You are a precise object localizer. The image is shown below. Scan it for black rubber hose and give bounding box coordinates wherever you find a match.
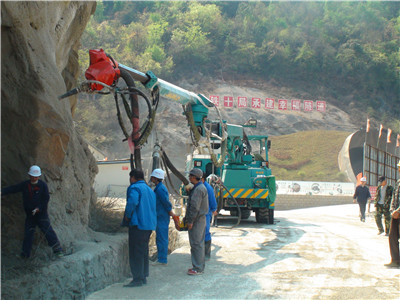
[160,155,181,197]
[114,92,129,139]
[160,147,189,186]
[214,183,241,228]
[119,68,141,170]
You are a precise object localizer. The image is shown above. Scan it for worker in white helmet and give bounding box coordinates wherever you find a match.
[385,161,400,268]
[150,169,177,266]
[1,165,63,258]
[353,177,371,222]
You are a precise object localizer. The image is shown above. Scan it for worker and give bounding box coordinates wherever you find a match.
[353,177,371,222]
[374,176,393,236]
[123,169,157,287]
[150,168,177,266]
[201,173,217,260]
[185,168,209,275]
[1,165,63,258]
[385,161,400,268]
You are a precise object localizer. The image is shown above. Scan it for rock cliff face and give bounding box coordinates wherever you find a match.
[1,1,97,252]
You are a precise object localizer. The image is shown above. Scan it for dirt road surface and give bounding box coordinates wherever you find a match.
[87,204,400,299]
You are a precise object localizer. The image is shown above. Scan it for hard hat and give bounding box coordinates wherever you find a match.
[397,161,400,167]
[28,165,41,177]
[189,168,203,179]
[150,169,165,180]
[360,177,367,182]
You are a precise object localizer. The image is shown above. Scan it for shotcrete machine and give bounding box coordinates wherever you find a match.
[59,49,276,224]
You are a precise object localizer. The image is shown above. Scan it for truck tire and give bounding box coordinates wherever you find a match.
[230,209,251,219]
[268,208,274,224]
[256,208,274,224]
[241,209,251,219]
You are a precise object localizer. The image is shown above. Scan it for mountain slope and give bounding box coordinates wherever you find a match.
[269,130,351,182]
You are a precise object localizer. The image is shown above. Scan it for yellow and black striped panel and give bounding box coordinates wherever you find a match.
[218,188,269,199]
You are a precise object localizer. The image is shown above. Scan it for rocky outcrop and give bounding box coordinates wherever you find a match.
[1,1,97,252]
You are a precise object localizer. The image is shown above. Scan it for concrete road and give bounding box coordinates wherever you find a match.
[87,205,400,299]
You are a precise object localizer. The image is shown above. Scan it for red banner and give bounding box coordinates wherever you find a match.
[209,95,219,107]
[265,98,275,109]
[238,96,247,108]
[291,99,301,111]
[208,94,326,112]
[224,96,233,107]
[369,186,377,200]
[316,101,326,112]
[278,99,288,110]
[251,97,261,109]
[303,100,313,112]
[387,128,392,143]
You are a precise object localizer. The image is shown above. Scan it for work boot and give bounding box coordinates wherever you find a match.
[54,250,64,258]
[123,280,143,287]
[384,261,400,268]
[187,268,203,275]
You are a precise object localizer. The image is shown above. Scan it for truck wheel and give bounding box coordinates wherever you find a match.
[268,208,274,224]
[256,208,274,224]
[240,209,251,220]
[230,209,251,219]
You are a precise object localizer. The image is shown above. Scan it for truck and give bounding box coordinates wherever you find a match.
[59,49,276,224]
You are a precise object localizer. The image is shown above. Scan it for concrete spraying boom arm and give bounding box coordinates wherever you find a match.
[58,49,227,169]
[119,64,214,108]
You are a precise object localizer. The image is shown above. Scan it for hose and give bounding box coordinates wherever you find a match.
[160,155,182,197]
[160,146,189,186]
[183,105,202,147]
[208,175,241,228]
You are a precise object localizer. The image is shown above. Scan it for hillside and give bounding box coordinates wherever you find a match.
[269,130,351,182]
[75,0,399,181]
[80,1,400,127]
[75,76,356,182]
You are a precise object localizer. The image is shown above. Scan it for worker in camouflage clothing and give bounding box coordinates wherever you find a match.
[385,162,400,268]
[374,176,393,236]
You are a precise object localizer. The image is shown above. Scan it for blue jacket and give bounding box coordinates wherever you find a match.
[204,181,217,217]
[2,180,50,215]
[154,182,172,221]
[125,180,157,230]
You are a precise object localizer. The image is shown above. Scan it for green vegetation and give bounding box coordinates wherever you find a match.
[269,131,351,182]
[75,1,399,180]
[79,1,400,126]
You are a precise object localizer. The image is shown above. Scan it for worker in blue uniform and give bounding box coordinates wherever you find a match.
[1,165,63,258]
[201,173,218,260]
[123,169,157,287]
[150,169,177,265]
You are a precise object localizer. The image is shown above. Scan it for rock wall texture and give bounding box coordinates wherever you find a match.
[1,1,97,253]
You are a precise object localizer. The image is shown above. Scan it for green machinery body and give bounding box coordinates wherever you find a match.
[188,126,276,224]
[119,63,276,224]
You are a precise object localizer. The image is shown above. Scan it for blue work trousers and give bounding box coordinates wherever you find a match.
[205,213,212,242]
[156,217,170,263]
[23,213,61,257]
[128,226,152,283]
